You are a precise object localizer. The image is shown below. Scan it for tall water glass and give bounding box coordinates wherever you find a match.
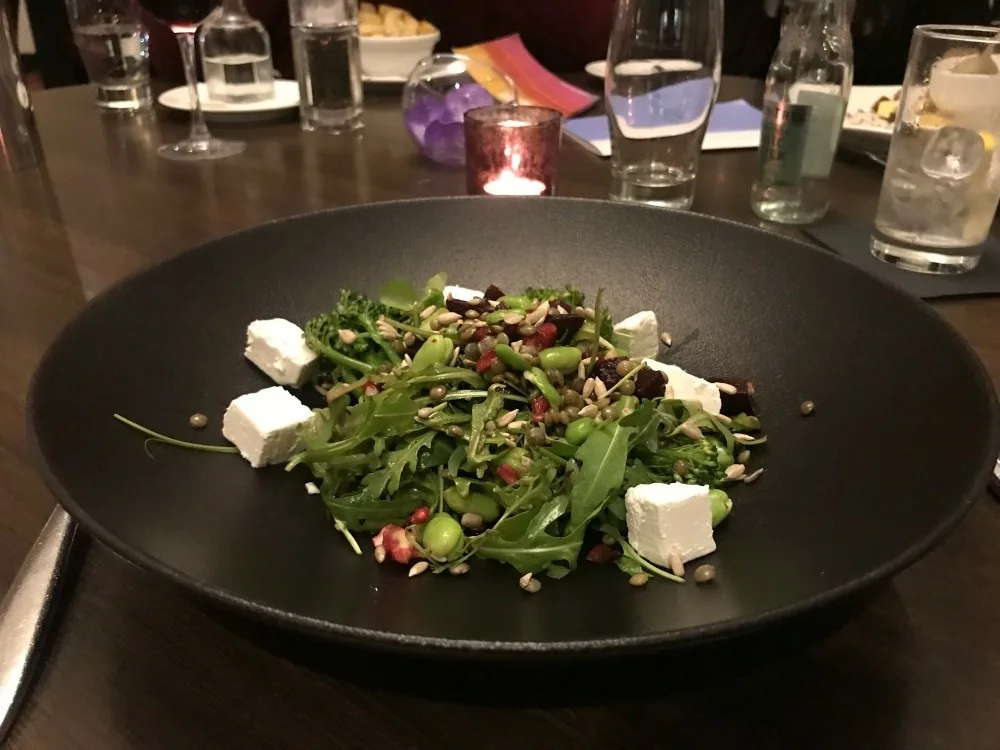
[871,26,1000,274]
[605,0,723,209]
[65,0,152,112]
[289,0,363,133]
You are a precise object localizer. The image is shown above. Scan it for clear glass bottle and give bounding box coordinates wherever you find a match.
[198,0,275,104]
[751,0,853,224]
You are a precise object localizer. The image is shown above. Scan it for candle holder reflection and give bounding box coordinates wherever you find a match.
[464,105,561,196]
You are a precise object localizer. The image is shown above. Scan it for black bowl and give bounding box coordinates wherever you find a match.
[27,197,1000,657]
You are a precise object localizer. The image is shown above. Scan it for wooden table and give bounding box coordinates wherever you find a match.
[2,79,999,750]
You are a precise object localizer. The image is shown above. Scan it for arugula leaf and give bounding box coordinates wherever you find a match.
[569,422,632,530]
[447,444,466,478]
[475,496,585,574]
[615,556,643,575]
[362,431,437,498]
[379,278,421,311]
[467,388,503,464]
[323,487,425,531]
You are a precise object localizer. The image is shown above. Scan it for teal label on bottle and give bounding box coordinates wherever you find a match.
[796,89,846,178]
[757,99,810,187]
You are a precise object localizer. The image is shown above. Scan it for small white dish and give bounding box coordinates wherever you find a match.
[586,58,703,79]
[158,79,300,124]
[359,31,440,79]
[362,74,409,84]
[843,84,900,137]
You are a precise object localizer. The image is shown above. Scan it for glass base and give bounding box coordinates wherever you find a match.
[610,174,694,209]
[870,236,981,275]
[157,136,246,162]
[96,81,153,112]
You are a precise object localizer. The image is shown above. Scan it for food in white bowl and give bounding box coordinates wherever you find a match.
[358,3,440,79]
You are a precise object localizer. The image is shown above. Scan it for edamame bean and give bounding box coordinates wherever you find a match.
[499,295,531,310]
[565,417,597,445]
[708,489,732,527]
[538,346,582,372]
[525,367,562,407]
[614,395,639,414]
[495,343,531,372]
[442,487,501,521]
[411,334,452,372]
[498,447,528,469]
[423,514,463,558]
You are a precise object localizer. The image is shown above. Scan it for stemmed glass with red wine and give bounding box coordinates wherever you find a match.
[139,0,246,160]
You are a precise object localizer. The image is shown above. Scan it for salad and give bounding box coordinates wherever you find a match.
[118,274,767,592]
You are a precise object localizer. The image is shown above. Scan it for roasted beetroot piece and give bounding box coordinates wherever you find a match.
[484,284,505,301]
[444,296,489,316]
[548,313,585,344]
[707,378,759,416]
[586,543,620,563]
[634,366,668,401]
[593,356,627,390]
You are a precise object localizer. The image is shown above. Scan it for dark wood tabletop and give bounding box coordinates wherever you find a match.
[2,77,1000,750]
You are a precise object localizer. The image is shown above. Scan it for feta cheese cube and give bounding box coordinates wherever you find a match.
[244,318,318,388]
[642,360,722,415]
[222,386,316,468]
[444,284,485,302]
[625,483,717,566]
[614,310,660,358]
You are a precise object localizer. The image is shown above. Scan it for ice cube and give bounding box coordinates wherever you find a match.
[920,126,985,181]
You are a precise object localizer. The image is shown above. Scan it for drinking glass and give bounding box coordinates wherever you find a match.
[289,0,363,133]
[136,0,246,160]
[605,0,723,209]
[65,0,152,112]
[871,26,1000,274]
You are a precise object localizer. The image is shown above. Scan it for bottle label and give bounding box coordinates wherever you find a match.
[757,98,810,187]
[794,88,846,178]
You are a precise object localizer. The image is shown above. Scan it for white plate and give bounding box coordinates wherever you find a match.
[362,74,408,84]
[843,84,899,137]
[585,59,704,79]
[158,79,300,123]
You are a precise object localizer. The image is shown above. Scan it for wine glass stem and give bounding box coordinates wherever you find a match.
[175,30,211,144]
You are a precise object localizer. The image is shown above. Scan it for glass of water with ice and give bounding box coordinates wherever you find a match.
[872,26,1000,274]
[65,0,152,112]
[605,0,723,209]
[289,0,363,133]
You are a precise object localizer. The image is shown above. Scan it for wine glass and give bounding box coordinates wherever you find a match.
[138,0,246,160]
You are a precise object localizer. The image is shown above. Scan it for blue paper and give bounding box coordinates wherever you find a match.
[565,99,762,145]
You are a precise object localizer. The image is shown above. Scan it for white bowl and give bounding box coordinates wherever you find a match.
[359,32,440,80]
[928,53,1000,122]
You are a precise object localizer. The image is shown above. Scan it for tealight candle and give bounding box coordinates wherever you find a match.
[464,105,561,196]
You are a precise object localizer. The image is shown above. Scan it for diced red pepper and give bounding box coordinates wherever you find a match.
[586,544,620,564]
[496,464,520,485]
[531,395,550,422]
[408,505,430,525]
[476,348,498,373]
[473,326,488,342]
[524,322,558,350]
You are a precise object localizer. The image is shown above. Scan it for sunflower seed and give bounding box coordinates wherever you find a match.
[511,340,523,353]
[525,300,550,326]
[574,306,586,316]
[374,545,386,564]
[449,346,460,366]
[737,450,751,464]
[464,310,480,319]
[582,377,596,399]
[667,548,685,577]
[377,323,397,341]
[715,381,737,395]
[403,332,416,346]
[497,409,519,428]
[733,432,755,443]
[583,307,596,319]
[593,378,608,399]
[660,331,672,347]
[519,573,541,593]
[503,312,525,325]
[507,420,526,430]
[337,328,357,345]
[402,353,413,368]
[408,561,429,578]
[715,413,732,425]
[629,573,650,587]
[417,407,434,419]
[596,397,610,409]
[518,324,537,337]
[578,404,599,419]
[449,562,470,576]
[419,305,437,320]
[725,463,746,480]
[679,422,704,440]
[744,468,765,484]
[437,311,462,326]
